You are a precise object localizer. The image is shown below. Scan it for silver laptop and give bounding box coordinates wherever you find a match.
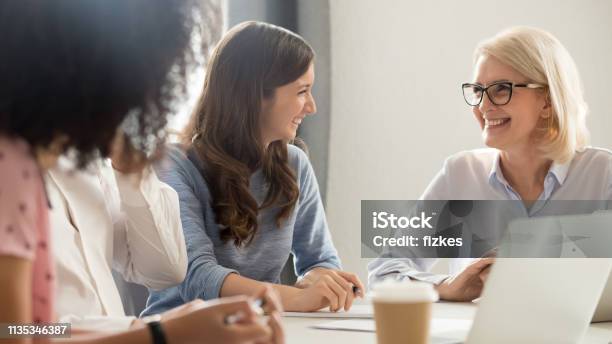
[459,212,612,342]
[593,273,612,322]
[499,212,612,323]
[464,258,611,343]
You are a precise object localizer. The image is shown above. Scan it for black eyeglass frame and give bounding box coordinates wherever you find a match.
[461,81,546,106]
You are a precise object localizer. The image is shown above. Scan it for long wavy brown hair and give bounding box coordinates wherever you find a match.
[184,21,315,246]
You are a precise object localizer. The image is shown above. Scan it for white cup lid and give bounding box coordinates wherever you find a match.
[369,279,439,303]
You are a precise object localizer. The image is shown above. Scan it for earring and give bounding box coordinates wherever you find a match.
[545,110,554,135]
[549,111,553,130]
[537,109,554,135]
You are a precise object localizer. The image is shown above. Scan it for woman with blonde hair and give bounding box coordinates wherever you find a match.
[369,27,612,301]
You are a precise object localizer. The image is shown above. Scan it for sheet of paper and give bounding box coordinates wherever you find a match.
[312,319,375,332]
[311,318,472,335]
[311,319,469,344]
[282,304,374,318]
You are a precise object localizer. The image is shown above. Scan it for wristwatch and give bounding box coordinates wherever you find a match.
[142,314,166,344]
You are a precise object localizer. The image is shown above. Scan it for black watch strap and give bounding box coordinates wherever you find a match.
[146,321,167,344]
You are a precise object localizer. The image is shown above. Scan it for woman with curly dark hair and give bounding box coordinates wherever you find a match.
[0,2,282,344]
[143,21,365,316]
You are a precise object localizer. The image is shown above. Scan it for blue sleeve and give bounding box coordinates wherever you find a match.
[369,157,452,288]
[290,146,342,277]
[155,149,237,301]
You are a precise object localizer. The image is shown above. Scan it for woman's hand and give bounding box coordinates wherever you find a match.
[479,264,492,285]
[161,295,278,344]
[477,248,497,285]
[254,285,285,344]
[436,258,494,302]
[290,268,365,312]
[255,284,283,314]
[258,311,284,344]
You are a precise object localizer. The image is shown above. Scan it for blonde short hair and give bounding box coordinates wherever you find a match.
[474,27,589,163]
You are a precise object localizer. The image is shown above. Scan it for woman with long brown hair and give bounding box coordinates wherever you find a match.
[144,21,364,314]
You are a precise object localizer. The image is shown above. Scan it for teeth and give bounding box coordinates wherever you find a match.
[292,118,302,125]
[485,118,509,127]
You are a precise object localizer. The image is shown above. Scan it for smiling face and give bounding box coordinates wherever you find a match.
[472,55,549,154]
[260,63,316,145]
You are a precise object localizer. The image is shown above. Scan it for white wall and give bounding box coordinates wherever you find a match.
[326,0,612,284]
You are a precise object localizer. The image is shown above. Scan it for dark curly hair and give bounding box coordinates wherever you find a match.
[185,21,315,246]
[0,0,221,168]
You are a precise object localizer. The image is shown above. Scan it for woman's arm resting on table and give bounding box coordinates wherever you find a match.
[221,272,357,312]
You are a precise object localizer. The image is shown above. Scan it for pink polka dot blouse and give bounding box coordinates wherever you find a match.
[0,136,54,323]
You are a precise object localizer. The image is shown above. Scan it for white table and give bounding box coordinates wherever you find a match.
[283,302,612,343]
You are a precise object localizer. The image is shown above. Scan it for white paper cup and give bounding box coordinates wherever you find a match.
[370,280,438,344]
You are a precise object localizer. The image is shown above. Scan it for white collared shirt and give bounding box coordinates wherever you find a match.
[48,158,187,332]
[368,147,612,286]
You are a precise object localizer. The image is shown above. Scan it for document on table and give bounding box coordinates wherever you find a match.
[282,304,374,318]
[311,318,472,333]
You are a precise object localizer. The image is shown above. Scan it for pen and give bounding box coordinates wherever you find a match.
[224,298,266,325]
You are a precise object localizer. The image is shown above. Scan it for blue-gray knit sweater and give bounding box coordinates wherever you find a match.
[142,144,341,315]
